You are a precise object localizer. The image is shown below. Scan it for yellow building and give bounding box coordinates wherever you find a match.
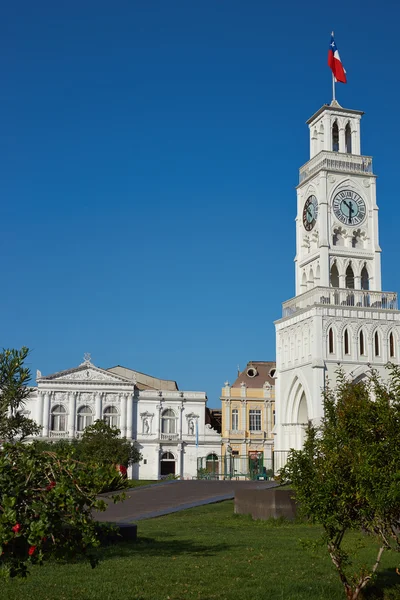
[220,361,276,479]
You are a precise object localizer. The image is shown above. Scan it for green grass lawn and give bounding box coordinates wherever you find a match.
[2,501,400,600]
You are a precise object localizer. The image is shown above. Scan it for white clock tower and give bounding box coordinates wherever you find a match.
[274,101,400,465]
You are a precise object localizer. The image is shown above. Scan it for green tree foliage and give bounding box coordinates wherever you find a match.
[282,365,400,600]
[0,348,41,443]
[0,348,129,578]
[0,442,126,578]
[79,420,141,468]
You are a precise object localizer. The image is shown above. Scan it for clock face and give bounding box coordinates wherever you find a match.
[303,195,318,231]
[332,190,366,226]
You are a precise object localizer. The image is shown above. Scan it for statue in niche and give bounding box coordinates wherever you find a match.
[188,419,195,435]
[143,418,150,434]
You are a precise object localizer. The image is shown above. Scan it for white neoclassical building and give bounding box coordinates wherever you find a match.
[274,100,400,465]
[25,356,221,480]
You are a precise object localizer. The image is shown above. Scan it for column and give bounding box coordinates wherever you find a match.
[68,391,77,439]
[179,403,184,440]
[120,393,127,437]
[156,403,162,439]
[263,401,268,435]
[225,399,230,433]
[95,392,102,422]
[126,393,133,439]
[177,443,183,479]
[339,127,345,153]
[241,399,246,433]
[42,391,50,437]
[318,172,330,286]
[37,391,43,428]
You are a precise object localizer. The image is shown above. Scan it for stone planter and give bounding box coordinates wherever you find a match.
[235,488,297,520]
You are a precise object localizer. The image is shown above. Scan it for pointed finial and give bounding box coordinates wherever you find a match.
[83,352,92,364]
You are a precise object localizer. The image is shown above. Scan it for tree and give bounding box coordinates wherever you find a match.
[0,442,126,578]
[79,420,142,468]
[0,348,128,578]
[0,347,41,443]
[282,365,400,600]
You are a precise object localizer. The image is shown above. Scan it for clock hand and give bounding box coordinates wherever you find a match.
[348,201,353,223]
[307,208,313,220]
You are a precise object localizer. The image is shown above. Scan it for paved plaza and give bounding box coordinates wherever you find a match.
[95,480,277,523]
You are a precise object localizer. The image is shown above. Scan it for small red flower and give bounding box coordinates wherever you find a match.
[28,545,36,556]
[12,523,21,533]
[46,481,56,491]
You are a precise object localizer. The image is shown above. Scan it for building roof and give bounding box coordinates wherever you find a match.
[107,365,179,391]
[231,361,276,389]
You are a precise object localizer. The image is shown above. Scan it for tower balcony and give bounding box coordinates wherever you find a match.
[282,287,398,318]
[299,151,373,185]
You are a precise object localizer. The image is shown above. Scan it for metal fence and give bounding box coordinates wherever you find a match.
[197,452,274,480]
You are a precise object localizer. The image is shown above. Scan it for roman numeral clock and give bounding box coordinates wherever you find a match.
[332,190,366,226]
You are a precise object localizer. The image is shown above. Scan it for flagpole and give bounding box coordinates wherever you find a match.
[332,72,336,103]
[331,30,336,103]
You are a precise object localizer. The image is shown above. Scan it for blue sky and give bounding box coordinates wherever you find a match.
[2,1,400,406]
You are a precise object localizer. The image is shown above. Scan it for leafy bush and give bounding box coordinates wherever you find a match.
[0,442,127,578]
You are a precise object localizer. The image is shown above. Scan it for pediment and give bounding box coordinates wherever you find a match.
[39,364,131,384]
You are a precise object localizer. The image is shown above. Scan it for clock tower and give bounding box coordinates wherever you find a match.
[274,101,400,467]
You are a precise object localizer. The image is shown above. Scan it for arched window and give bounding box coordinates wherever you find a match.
[361,266,369,290]
[345,122,352,153]
[103,406,119,428]
[389,332,396,358]
[161,409,176,434]
[344,329,350,355]
[345,265,355,289]
[160,451,176,477]
[332,121,339,152]
[77,405,93,432]
[330,263,339,288]
[308,268,314,290]
[206,453,219,476]
[328,327,334,354]
[374,331,380,356]
[51,404,67,432]
[231,409,239,431]
[359,330,366,356]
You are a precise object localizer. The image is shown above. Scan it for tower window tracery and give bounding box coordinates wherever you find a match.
[344,329,350,355]
[374,331,380,357]
[345,122,352,154]
[389,332,395,358]
[361,266,369,290]
[359,330,366,356]
[328,328,334,354]
[332,121,339,152]
[345,265,355,289]
[330,263,339,288]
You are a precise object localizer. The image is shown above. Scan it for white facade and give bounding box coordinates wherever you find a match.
[274,101,400,461]
[25,358,221,480]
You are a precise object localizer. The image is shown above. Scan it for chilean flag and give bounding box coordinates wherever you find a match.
[328,33,347,84]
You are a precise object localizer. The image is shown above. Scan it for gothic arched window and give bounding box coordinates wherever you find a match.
[332,121,339,152]
[374,331,380,357]
[389,332,396,358]
[345,265,355,289]
[328,327,334,354]
[161,409,176,434]
[103,406,119,428]
[330,263,339,288]
[344,328,350,355]
[359,330,366,356]
[51,404,67,432]
[77,405,93,432]
[361,266,369,290]
[345,122,352,153]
